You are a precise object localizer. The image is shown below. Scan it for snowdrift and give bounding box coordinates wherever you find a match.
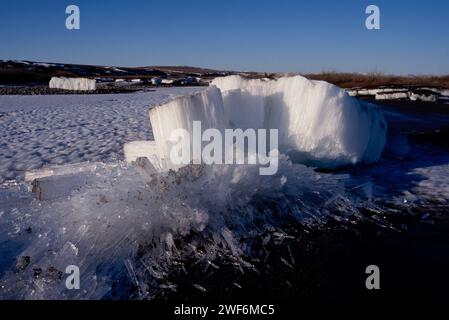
[49,77,96,91]
[146,75,387,169]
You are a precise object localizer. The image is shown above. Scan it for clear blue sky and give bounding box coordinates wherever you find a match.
[0,0,448,74]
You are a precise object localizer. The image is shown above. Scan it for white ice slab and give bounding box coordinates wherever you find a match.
[49,77,96,91]
[212,75,387,167]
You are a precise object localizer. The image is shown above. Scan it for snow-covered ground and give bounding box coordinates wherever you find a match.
[0,88,200,182]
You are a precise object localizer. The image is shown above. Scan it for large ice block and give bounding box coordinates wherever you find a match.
[140,75,386,170]
[149,86,226,165]
[49,77,96,91]
[211,75,387,167]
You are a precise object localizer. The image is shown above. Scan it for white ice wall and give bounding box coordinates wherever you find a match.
[211,75,387,167]
[146,75,387,169]
[149,86,226,164]
[49,77,96,91]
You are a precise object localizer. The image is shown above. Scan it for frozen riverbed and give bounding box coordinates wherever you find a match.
[0,88,200,182]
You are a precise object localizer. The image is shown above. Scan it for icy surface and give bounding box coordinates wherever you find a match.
[411,164,449,204]
[211,75,387,167]
[49,77,96,91]
[0,88,201,182]
[0,158,351,299]
[1,149,447,299]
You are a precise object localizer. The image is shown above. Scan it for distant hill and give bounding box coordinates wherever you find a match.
[0,60,239,85]
[2,60,448,90]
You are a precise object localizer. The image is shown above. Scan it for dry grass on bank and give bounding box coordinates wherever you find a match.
[305,72,449,89]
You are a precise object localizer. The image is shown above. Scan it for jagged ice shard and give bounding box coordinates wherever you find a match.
[145,75,387,169]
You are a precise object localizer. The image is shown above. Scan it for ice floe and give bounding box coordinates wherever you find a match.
[49,77,96,91]
[347,86,446,102]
